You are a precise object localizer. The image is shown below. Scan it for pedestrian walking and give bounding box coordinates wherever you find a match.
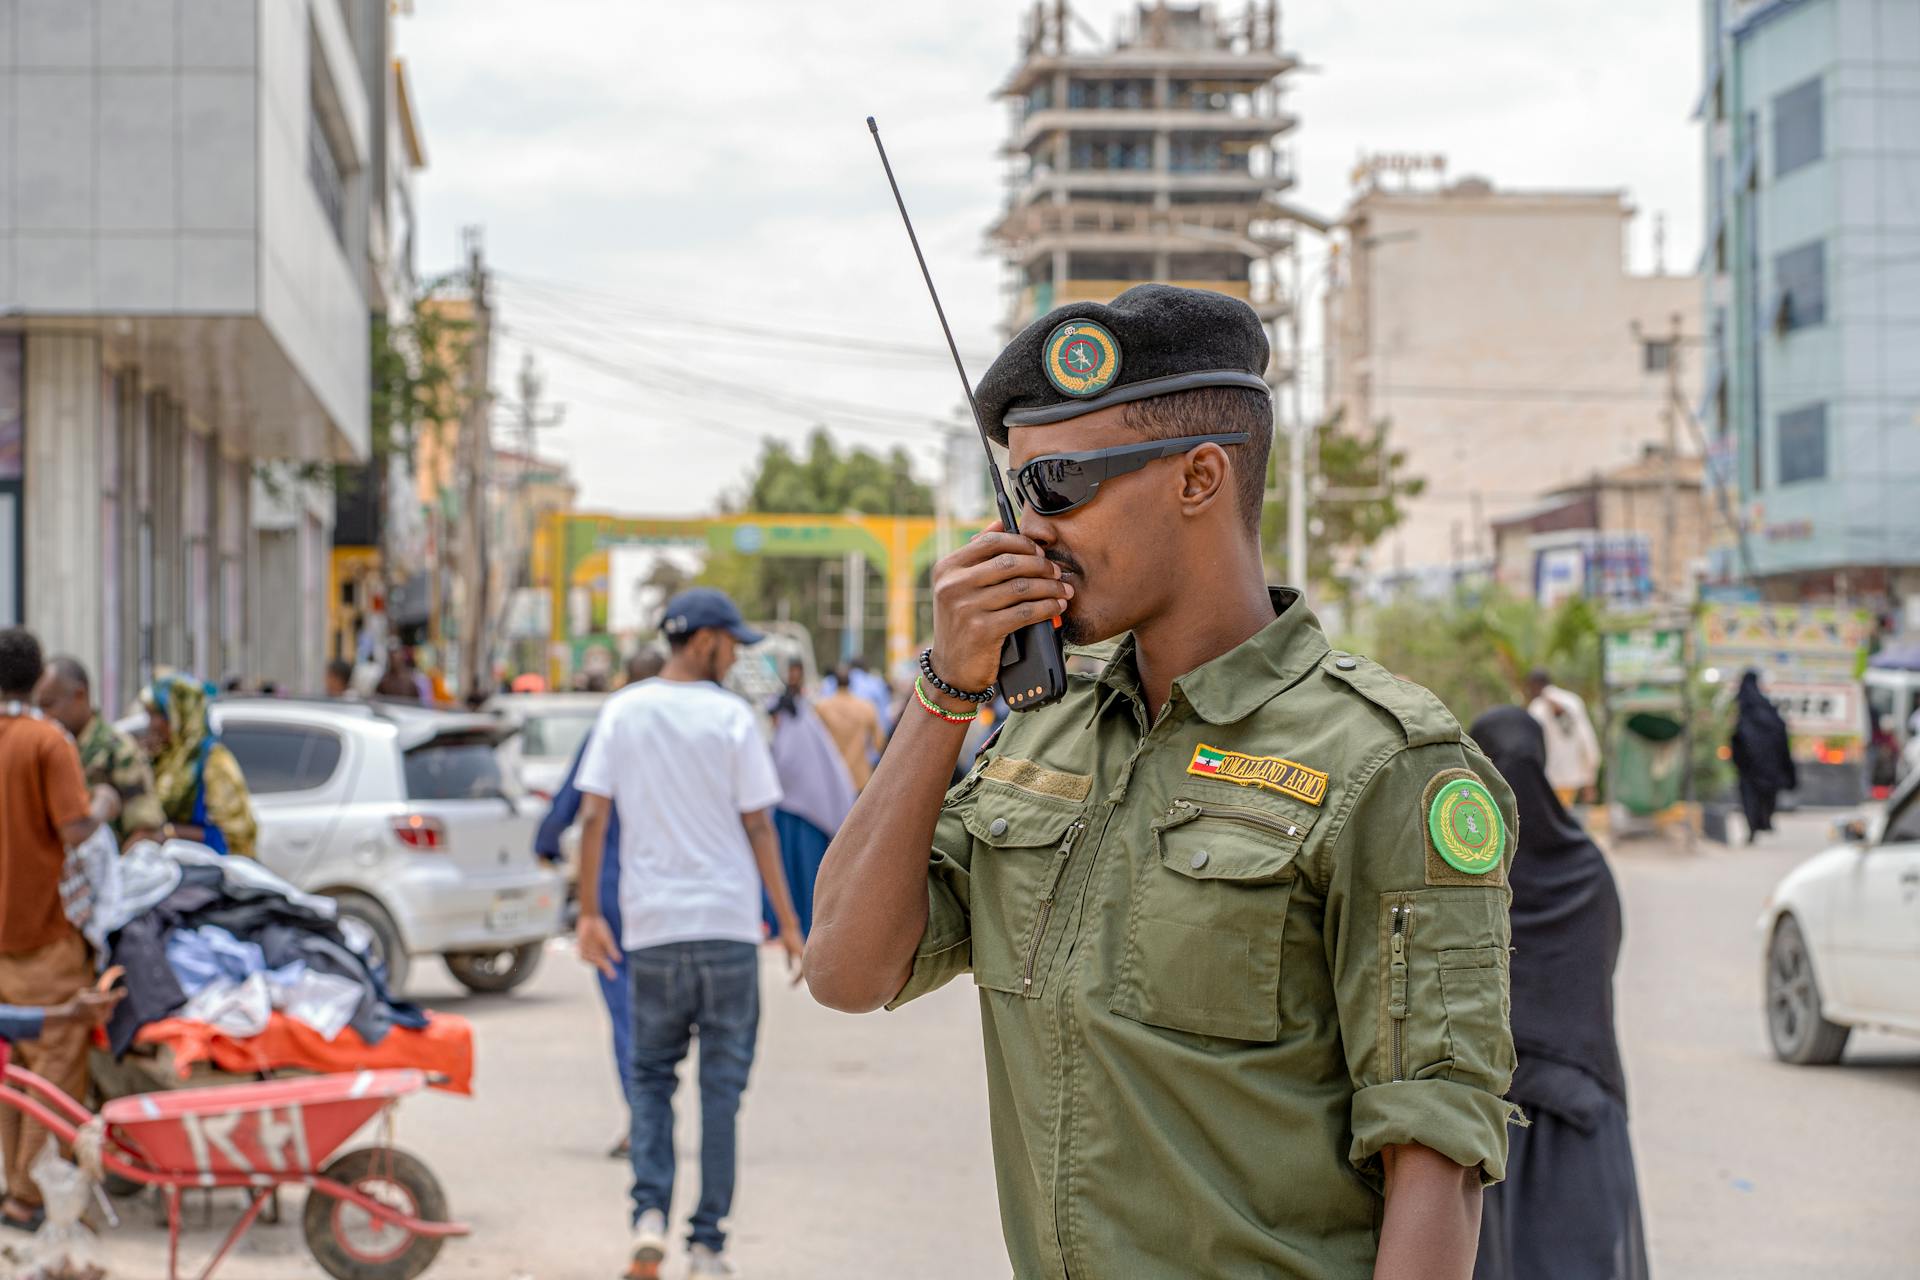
[33,655,166,846]
[1468,706,1649,1280]
[813,665,885,791]
[1731,668,1797,843]
[807,285,1519,1280]
[764,661,856,939]
[536,647,666,1161]
[1526,668,1601,807]
[136,674,258,858]
[572,589,803,1280]
[0,627,113,1231]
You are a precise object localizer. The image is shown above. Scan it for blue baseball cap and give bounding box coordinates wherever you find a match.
[660,588,764,645]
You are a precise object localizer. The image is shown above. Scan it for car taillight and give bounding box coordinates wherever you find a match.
[531,788,553,802]
[391,814,446,851]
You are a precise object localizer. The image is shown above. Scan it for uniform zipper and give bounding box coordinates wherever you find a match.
[1169,798,1304,841]
[1023,820,1085,991]
[1389,899,1411,1081]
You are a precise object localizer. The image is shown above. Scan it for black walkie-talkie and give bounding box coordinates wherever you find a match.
[868,116,1068,712]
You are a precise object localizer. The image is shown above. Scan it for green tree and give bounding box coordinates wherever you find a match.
[1357,588,1600,725]
[1263,411,1425,603]
[700,429,935,669]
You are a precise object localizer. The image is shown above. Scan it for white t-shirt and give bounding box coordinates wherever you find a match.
[575,679,783,952]
[1527,685,1602,791]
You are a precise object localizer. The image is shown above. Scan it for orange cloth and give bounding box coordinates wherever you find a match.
[134,1012,475,1095]
[0,713,90,954]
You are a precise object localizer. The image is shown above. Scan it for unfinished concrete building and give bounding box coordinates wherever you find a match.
[990,1,1298,342]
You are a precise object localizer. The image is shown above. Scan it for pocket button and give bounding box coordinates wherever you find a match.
[988,817,1009,837]
[1189,849,1210,870]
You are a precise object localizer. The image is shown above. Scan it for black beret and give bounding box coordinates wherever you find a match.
[975,283,1271,444]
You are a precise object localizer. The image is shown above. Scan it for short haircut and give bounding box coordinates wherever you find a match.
[1119,385,1272,536]
[326,659,353,682]
[1527,668,1552,687]
[0,627,45,699]
[46,655,90,695]
[627,648,666,682]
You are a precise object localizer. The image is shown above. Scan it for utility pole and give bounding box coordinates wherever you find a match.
[457,228,492,703]
[1286,236,1309,589]
[1658,312,1682,603]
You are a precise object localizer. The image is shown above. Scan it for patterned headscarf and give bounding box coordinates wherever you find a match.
[140,674,216,820]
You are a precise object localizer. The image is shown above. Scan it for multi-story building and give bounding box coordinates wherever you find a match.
[1323,176,1701,595]
[1698,0,1920,608]
[0,0,393,704]
[990,1,1297,333]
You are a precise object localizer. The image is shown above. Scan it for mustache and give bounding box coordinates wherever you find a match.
[1045,549,1085,577]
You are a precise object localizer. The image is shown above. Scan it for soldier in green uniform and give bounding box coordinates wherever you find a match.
[34,657,166,845]
[807,285,1519,1280]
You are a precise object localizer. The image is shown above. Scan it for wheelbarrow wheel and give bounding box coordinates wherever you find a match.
[303,1146,449,1280]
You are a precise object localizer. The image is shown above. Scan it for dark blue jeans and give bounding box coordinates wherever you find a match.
[626,940,760,1251]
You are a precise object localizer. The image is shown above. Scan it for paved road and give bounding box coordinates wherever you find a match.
[92,809,1915,1278]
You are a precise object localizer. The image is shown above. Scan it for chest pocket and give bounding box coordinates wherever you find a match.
[1110,797,1307,1042]
[963,784,1085,996]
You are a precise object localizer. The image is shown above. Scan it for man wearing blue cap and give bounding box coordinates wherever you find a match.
[574,588,803,1280]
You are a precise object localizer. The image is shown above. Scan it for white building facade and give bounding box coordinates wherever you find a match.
[1,0,385,706]
[1325,179,1701,596]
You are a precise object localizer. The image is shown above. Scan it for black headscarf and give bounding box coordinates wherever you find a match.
[1731,670,1797,792]
[1471,706,1628,1109]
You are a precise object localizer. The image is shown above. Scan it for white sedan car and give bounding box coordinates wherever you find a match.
[131,697,564,996]
[1760,769,1920,1063]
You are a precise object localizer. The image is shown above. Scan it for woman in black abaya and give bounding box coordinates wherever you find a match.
[1470,706,1649,1280]
[1731,668,1797,842]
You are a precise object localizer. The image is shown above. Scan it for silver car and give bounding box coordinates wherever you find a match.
[204,698,564,995]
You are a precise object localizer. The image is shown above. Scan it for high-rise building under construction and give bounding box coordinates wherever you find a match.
[990,2,1298,341]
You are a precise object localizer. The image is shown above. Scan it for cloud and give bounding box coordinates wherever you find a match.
[404,0,1702,513]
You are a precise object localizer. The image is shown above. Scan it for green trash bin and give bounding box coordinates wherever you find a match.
[1612,710,1685,817]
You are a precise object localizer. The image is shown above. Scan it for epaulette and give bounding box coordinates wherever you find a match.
[1320,651,1460,749]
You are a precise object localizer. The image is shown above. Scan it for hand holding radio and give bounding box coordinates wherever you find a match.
[927,524,1072,700]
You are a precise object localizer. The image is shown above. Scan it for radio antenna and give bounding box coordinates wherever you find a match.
[866,116,1020,531]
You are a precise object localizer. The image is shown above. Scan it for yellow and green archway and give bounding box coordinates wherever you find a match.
[535,511,986,685]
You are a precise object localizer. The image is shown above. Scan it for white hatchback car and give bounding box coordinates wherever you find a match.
[486,692,606,800]
[141,698,565,997]
[1759,769,1920,1063]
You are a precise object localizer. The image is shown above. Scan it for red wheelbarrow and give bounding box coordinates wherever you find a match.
[0,1044,467,1280]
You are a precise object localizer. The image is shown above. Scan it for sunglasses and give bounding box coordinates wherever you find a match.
[1008,433,1252,516]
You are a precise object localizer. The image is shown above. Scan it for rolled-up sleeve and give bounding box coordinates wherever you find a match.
[884,778,980,1009]
[1323,742,1521,1184]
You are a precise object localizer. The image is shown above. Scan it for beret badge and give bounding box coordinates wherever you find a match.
[1041,320,1122,398]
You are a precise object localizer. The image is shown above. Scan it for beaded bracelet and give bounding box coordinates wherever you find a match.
[914,675,979,724]
[918,647,995,703]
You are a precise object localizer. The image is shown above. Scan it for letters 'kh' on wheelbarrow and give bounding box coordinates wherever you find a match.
[0,1044,467,1280]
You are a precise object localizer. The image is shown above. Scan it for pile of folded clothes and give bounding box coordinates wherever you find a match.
[91,841,473,1095]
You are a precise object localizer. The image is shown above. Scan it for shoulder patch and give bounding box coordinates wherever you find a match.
[1322,654,1461,748]
[1421,768,1507,886]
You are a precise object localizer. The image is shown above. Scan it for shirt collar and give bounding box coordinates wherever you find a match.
[1095,588,1329,726]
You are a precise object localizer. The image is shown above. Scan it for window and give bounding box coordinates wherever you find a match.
[0,334,22,628]
[1776,402,1828,485]
[1774,240,1826,331]
[308,25,349,246]
[405,735,515,801]
[1773,76,1823,179]
[520,711,598,761]
[1643,339,1675,373]
[1886,790,1920,844]
[222,723,344,794]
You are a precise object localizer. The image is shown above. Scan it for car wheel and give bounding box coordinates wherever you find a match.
[331,892,410,997]
[1766,914,1850,1065]
[444,943,543,995]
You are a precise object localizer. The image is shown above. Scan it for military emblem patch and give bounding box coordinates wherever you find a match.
[1042,320,1122,398]
[1187,744,1328,807]
[1426,776,1505,876]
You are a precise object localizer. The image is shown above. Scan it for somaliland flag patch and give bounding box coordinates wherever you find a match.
[1186,744,1328,806]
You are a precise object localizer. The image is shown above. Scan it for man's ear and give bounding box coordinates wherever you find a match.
[1178,443,1231,516]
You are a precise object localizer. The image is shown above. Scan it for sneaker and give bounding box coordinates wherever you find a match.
[689,1243,737,1277]
[626,1209,668,1280]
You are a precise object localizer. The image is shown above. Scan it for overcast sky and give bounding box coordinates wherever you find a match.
[403,1,1703,515]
